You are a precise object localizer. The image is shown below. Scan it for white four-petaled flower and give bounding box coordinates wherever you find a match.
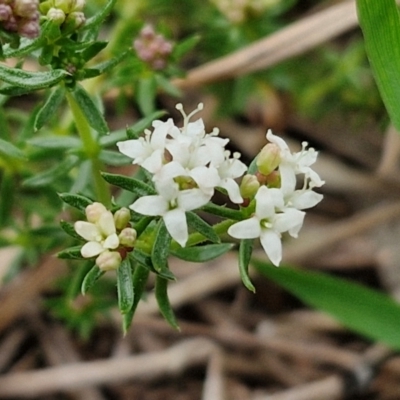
[228,186,305,266]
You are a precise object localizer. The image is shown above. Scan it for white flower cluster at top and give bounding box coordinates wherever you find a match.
[117,104,324,266]
[117,103,248,248]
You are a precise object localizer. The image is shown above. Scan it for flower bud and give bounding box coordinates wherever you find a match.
[118,227,137,247]
[113,207,131,230]
[96,250,121,272]
[256,143,281,176]
[14,0,39,18]
[240,174,260,199]
[85,202,107,223]
[47,7,65,24]
[0,4,12,21]
[63,10,85,32]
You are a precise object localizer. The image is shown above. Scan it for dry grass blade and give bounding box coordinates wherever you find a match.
[0,338,217,398]
[174,0,357,88]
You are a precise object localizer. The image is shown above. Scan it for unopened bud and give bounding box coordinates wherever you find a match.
[256,143,281,176]
[14,0,39,18]
[118,227,137,247]
[47,7,65,24]
[113,207,131,230]
[240,174,260,199]
[96,250,121,272]
[63,11,85,32]
[85,202,107,223]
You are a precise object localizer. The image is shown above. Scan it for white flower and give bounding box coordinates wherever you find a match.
[130,180,211,247]
[266,129,325,192]
[216,151,247,204]
[117,119,175,174]
[75,208,120,258]
[228,186,305,266]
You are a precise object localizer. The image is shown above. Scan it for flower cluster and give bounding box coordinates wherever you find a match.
[116,103,323,267]
[133,24,173,70]
[228,130,324,265]
[74,203,137,271]
[40,0,85,30]
[0,0,40,38]
[117,103,247,247]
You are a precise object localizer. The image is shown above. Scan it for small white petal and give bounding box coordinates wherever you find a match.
[163,208,188,247]
[260,229,282,266]
[81,241,104,258]
[116,139,144,160]
[130,195,168,216]
[103,233,120,249]
[255,186,276,218]
[290,190,323,210]
[98,211,116,237]
[228,217,261,239]
[274,209,305,235]
[74,221,100,241]
[219,178,243,204]
[177,188,211,211]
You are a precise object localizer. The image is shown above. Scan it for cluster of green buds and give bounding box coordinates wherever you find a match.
[40,0,85,31]
[133,24,173,70]
[0,0,40,38]
[74,203,137,272]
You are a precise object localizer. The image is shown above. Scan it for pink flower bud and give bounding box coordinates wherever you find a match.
[85,202,107,223]
[118,227,137,247]
[96,250,121,272]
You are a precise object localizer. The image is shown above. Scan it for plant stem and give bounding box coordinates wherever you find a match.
[66,90,111,207]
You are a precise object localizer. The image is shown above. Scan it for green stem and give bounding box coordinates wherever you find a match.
[65,90,110,207]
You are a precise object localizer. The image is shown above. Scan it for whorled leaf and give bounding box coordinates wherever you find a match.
[117,258,134,314]
[101,172,156,196]
[171,243,233,263]
[58,193,93,212]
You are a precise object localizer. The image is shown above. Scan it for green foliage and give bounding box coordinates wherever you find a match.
[253,260,400,350]
[357,0,400,130]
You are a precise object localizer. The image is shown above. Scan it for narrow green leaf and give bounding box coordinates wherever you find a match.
[155,275,179,330]
[201,202,243,220]
[171,243,233,262]
[28,135,80,150]
[126,110,166,139]
[0,64,67,90]
[99,149,131,166]
[22,155,79,187]
[239,239,255,292]
[71,84,109,135]
[172,34,200,60]
[0,171,14,225]
[83,0,117,33]
[81,264,105,295]
[136,75,156,116]
[155,74,181,97]
[60,220,82,240]
[58,192,93,212]
[117,258,134,314]
[0,138,26,160]
[101,172,156,195]
[123,262,149,334]
[81,41,108,62]
[186,212,220,243]
[34,86,66,131]
[57,245,84,260]
[357,0,400,130]
[83,50,130,78]
[253,259,400,351]
[98,129,126,147]
[151,220,175,280]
